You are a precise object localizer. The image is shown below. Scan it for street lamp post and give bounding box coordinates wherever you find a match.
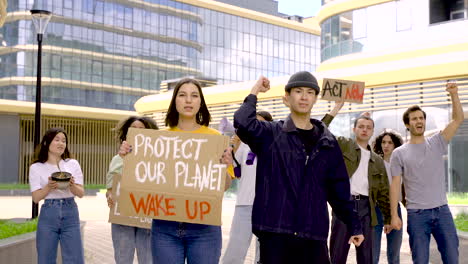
[30,9,51,219]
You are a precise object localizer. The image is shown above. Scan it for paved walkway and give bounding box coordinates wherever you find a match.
[1,195,467,263]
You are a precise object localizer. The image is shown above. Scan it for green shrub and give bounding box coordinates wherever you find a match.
[0,219,38,240]
[454,213,468,232]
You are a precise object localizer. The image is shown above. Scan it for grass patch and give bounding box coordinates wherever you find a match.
[84,184,106,190]
[0,184,29,190]
[454,213,468,232]
[0,219,38,240]
[448,192,468,205]
[0,184,106,190]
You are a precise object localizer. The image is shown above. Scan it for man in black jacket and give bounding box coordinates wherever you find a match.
[234,72,364,264]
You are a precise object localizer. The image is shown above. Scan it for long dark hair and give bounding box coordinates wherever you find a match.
[114,116,158,143]
[32,127,72,164]
[165,78,211,128]
[372,129,404,158]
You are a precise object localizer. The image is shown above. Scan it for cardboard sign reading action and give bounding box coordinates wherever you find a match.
[118,128,229,226]
[108,173,152,229]
[321,78,365,104]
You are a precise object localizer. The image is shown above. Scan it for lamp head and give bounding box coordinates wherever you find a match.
[30,10,52,35]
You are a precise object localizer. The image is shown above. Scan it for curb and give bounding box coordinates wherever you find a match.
[458,230,468,240]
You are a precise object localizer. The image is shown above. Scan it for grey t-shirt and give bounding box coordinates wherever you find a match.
[390,132,448,209]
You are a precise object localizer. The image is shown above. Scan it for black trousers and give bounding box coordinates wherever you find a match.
[257,231,330,264]
[330,198,373,264]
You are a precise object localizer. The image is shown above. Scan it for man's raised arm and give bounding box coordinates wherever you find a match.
[442,82,464,142]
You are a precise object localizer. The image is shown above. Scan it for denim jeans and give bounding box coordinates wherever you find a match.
[151,219,221,264]
[407,204,459,264]
[330,197,373,264]
[373,204,403,264]
[222,205,260,264]
[111,223,152,264]
[36,197,84,264]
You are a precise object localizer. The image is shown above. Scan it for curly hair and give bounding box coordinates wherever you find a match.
[114,116,158,143]
[372,129,404,158]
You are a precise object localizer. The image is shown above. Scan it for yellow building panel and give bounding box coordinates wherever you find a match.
[135,79,290,114]
[316,0,393,25]
[0,99,136,121]
[331,60,468,87]
[318,42,468,72]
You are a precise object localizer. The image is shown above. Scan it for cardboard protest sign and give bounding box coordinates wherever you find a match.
[321,78,365,104]
[108,173,152,229]
[118,128,230,226]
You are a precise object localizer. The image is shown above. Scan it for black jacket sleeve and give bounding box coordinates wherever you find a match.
[326,143,363,236]
[233,94,273,154]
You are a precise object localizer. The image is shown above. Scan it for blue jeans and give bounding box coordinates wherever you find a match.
[222,205,260,264]
[111,223,152,264]
[151,219,221,264]
[373,204,403,264]
[36,198,84,264]
[407,204,459,264]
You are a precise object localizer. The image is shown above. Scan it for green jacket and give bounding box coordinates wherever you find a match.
[323,114,391,226]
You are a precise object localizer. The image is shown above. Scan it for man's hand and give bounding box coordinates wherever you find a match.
[384,224,394,234]
[360,111,371,118]
[391,216,402,230]
[348,234,365,247]
[250,76,270,96]
[330,100,345,117]
[446,82,458,94]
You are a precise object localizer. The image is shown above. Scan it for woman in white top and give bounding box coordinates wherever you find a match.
[29,127,85,264]
[222,110,273,264]
[372,129,404,264]
[106,116,158,264]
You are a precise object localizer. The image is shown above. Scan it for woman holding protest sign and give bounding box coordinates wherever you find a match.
[119,78,233,264]
[29,127,85,264]
[106,116,158,264]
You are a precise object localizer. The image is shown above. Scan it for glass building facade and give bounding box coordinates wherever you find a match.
[0,0,319,110]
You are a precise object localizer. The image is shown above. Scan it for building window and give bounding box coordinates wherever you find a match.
[430,0,467,24]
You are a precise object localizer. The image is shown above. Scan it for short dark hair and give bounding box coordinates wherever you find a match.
[165,78,211,128]
[256,110,273,122]
[403,105,426,125]
[353,115,375,128]
[115,116,158,143]
[32,127,72,164]
[372,129,404,158]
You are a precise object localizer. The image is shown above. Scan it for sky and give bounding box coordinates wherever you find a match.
[277,0,322,18]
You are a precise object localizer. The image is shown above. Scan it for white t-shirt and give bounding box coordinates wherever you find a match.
[350,146,370,196]
[29,159,84,199]
[235,143,257,206]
